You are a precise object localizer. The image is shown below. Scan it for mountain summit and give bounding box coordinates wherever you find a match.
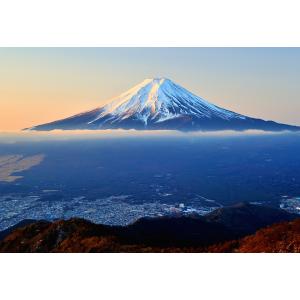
[29,78,300,132]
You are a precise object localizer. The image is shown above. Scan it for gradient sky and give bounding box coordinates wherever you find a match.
[1,47,300,131]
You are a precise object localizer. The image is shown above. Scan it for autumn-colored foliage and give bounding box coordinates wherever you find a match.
[1,217,300,253]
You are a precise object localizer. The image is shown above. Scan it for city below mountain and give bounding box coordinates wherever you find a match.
[1,202,299,253]
[28,78,300,132]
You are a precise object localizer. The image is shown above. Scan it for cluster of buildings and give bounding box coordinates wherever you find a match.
[0,192,220,231]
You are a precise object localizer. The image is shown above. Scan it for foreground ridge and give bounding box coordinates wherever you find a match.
[0,203,298,253]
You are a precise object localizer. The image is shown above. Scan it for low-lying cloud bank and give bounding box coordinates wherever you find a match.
[0,129,297,143]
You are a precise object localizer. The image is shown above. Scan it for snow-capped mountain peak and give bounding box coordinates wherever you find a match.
[28,77,300,132]
[89,77,245,125]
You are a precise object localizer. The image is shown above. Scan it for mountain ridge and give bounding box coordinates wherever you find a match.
[28,78,300,132]
[0,202,298,252]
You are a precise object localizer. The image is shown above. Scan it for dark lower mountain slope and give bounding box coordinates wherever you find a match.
[204,202,297,235]
[120,215,234,247]
[30,114,300,132]
[0,203,298,253]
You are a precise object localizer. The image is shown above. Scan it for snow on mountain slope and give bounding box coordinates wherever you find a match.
[28,78,300,132]
[88,78,246,126]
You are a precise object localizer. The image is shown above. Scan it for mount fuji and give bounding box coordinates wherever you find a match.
[29,78,300,132]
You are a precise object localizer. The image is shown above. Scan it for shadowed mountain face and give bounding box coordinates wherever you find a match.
[28,78,300,132]
[205,202,297,235]
[0,219,37,241]
[0,203,298,252]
